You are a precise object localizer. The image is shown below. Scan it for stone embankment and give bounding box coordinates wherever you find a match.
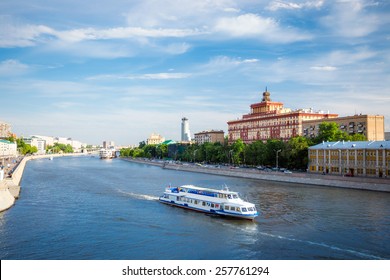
[122,158,390,193]
[0,153,85,212]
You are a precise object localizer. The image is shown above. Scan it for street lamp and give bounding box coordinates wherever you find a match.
[193,149,198,163]
[276,149,282,169]
[229,149,234,165]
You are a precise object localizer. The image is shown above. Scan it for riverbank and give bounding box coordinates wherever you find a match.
[121,157,390,192]
[0,153,86,212]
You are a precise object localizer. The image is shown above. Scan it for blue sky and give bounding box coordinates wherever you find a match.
[1,0,389,145]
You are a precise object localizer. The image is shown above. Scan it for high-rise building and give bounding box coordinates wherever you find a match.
[181,117,191,142]
[302,114,385,141]
[103,141,115,149]
[227,88,338,144]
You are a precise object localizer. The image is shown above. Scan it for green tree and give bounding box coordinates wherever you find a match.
[139,141,146,148]
[348,133,367,141]
[231,139,245,165]
[286,136,311,170]
[315,122,349,143]
[265,139,286,167]
[245,141,267,166]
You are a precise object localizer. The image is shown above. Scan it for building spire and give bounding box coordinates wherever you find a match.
[262,86,271,102]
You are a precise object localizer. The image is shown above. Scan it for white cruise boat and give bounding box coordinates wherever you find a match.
[159,185,258,220]
[99,148,115,159]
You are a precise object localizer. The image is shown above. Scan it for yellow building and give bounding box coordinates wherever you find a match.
[194,130,225,144]
[147,133,165,145]
[303,114,384,141]
[308,141,390,177]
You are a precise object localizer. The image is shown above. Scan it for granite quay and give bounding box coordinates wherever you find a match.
[121,157,390,193]
[0,153,86,212]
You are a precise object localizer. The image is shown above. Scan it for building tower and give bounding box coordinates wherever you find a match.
[181,117,191,142]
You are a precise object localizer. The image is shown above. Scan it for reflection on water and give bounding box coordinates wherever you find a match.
[0,156,389,260]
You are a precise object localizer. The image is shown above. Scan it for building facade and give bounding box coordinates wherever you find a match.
[0,139,17,158]
[302,115,385,141]
[24,136,46,154]
[0,121,11,139]
[308,141,389,177]
[181,117,191,142]
[147,133,165,145]
[227,89,338,144]
[194,130,225,144]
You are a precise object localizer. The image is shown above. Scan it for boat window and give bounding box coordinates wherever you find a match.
[224,205,229,210]
[241,207,247,212]
[248,207,253,211]
[228,194,232,199]
[202,201,206,206]
[194,200,198,205]
[233,194,238,199]
[230,206,235,211]
[211,203,215,208]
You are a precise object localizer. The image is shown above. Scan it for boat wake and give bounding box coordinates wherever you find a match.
[220,221,384,260]
[116,189,159,201]
[258,231,384,260]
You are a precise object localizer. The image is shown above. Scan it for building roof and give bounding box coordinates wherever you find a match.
[160,140,176,145]
[309,140,390,150]
[194,130,224,135]
[0,139,14,144]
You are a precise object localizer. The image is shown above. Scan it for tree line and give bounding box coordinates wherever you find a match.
[120,122,367,170]
[5,136,74,155]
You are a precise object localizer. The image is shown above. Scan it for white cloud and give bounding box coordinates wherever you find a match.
[87,72,191,81]
[310,66,338,71]
[163,42,192,54]
[0,16,55,47]
[0,59,29,75]
[201,56,260,73]
[124,0,239,28]
[0,15,203,53]
[320,0,380,38]
[213,13,311,42]
[55,26,205,43]
[266,1,324,11]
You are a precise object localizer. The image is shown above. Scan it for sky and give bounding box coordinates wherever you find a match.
[0,0,389,146]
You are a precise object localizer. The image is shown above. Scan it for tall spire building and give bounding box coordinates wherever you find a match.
[227,88,338,144]
[181,117,192,142]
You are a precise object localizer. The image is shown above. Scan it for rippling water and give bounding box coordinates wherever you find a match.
[0,156,389,260]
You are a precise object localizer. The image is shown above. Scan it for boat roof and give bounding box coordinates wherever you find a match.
[179,184,239,195]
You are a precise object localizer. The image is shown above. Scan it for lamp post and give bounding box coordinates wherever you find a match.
[229,149,233,165]
[193,149,198,163]
[276,149,282,169]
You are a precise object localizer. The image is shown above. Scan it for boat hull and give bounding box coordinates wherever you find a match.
[159,198,257,220]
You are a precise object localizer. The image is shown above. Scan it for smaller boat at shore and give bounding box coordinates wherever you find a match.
[159,185,258,220]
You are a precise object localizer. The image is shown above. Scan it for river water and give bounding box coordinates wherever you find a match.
[0,156,389,260]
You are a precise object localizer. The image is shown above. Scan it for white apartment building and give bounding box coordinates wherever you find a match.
[0,139,17,158]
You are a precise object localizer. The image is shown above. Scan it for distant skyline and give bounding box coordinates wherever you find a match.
[1,0,389,145]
